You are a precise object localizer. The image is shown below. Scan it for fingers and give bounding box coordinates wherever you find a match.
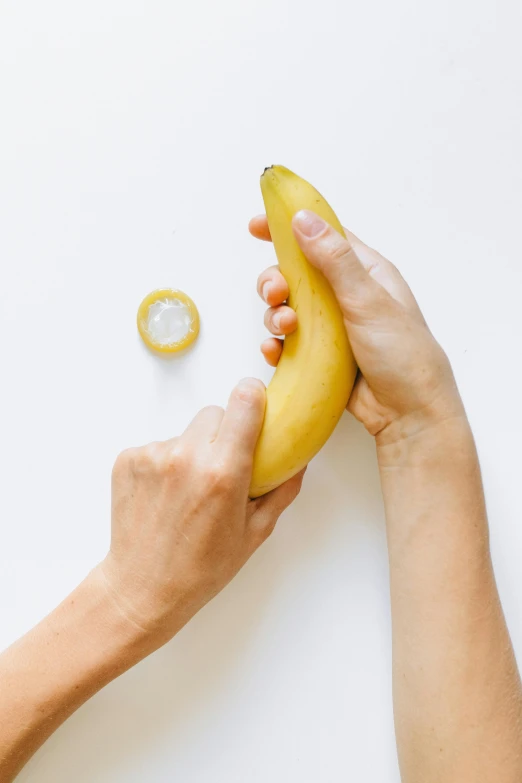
[216,378,266,465]
[264,305,297,336]
[257,266,289,307]
[292,211,388,320]
[181,405,224,442]
[249,214,271,241]
[248,468,306,543]
[292,211,421,323]
[261,338,283,367]
[257,266,296,361]
[251,212,418,315]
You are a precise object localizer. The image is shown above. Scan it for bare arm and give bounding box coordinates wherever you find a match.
[378,417,522,780]
[0,380,303,781]
[252,209,522,782]
[0,570,148,780]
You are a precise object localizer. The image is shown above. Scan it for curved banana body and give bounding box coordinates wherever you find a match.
[249,166,357,498]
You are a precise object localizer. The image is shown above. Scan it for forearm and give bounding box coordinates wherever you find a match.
[378,416,522,782]
[0,567,148,782]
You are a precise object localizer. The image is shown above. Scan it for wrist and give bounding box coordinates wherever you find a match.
[95,556,196,654]
[376,407,475,471]
[376,406,490,563]
[82,566,153,666]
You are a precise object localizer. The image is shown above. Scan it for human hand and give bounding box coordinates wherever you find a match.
[99,379,304,651]
[250,211,465,446]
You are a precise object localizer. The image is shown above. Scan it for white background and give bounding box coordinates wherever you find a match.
[1,1,521,780]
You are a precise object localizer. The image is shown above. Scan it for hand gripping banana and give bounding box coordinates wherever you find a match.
[250,166,357,498]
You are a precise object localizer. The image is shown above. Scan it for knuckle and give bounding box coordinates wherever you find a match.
[206,462,236,495]
[133,443,163,473]
[326,237,356,267]
[112,447,137,477]
[113,445,157,477]
[113,441,191,480]
[164,441,187,472]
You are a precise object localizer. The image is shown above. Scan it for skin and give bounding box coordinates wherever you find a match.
[251,210,522,781]
[1,210,521,781]
[0,383,304,781]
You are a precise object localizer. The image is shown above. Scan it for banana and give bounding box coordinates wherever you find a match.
[250,166,357,498]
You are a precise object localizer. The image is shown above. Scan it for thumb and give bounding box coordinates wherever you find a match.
[292,210,388,320]
[216,378,266,468]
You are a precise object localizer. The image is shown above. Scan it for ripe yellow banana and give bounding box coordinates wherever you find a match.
[250,166,357,498]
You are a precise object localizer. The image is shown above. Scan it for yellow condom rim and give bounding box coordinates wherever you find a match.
[137,288,200,354]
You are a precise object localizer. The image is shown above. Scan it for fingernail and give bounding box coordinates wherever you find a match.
[272,312,282,331]
[293,210,327,238]
[237,377,265,394]
[236,377,265,403]
[262,282,272,302]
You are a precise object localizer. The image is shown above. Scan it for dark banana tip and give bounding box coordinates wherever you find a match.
[263,165,274,174]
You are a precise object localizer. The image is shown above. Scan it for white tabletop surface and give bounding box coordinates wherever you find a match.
[1,1,521,781]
